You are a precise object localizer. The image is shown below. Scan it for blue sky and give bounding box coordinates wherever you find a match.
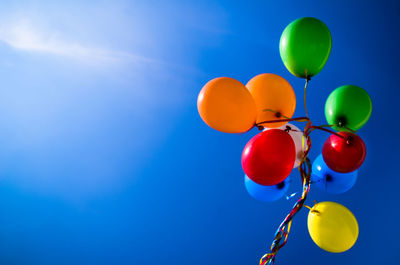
[0,1,398,265]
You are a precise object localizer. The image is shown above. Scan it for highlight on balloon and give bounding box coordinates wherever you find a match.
[196,16,371,265]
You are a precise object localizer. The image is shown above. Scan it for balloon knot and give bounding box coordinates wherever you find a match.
[311,209,320,215]
[325,174,333,182]
[345,136,354,145]
[337,116,347,128]
[276,181,285,190]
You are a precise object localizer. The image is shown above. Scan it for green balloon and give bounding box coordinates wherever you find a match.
[279,17,332,78]
[325,85,372,131]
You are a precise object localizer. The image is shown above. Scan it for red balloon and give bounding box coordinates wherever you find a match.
[322,132,366,173]
[242,129,295,186]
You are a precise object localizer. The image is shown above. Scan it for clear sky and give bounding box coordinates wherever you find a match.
[0,0,398,264]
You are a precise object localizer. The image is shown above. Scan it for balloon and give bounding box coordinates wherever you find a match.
[197,77,257,133]
[325,85,372,131]
[242,129,295,186]
[279,17,332,78]
[312,154,358,194]
[246,74,296,128]
[307,201,359,253]
[265,123,307,168]
[322,132,366,173]
[244,175,290,202]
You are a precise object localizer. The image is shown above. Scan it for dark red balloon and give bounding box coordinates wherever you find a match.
[241,129,295,186]
[322,132,366,173]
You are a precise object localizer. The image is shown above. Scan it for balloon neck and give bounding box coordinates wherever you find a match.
[337,116,347,128]
[276,181,285,190]
[311,210,320,215]
[310,207,320,215]
[345,136,354,145]
[325,174,333,182]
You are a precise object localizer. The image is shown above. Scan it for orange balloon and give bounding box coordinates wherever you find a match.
[197,77,257,133]
[246,73,296,128]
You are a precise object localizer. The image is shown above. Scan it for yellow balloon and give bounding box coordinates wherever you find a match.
[197,77,257,133]
[307,201,359,253]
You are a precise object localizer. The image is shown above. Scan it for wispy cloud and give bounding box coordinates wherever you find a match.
[0,19,159,66]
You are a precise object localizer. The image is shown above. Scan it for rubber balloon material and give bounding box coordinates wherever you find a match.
[312,154,358,194]
[197,77,257,133]
[307,201,359,253]
[242,129,295,186]
[265,123,307,168]
[244,175,290,202]
[246,73,296,128]
[322,132,366,173]
[325,85,372,131]
[279,17,332,78]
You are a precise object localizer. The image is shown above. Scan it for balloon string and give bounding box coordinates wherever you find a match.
[304,77,310,118]
[343,126,357,133]
[262,109,292,119]
[256,113,310,129]
[313,123,358,134]
[309,125,345,139]
[241,111,310,135]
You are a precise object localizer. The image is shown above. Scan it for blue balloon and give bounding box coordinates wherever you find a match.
[312,154,358,194]
[244,175,290,202]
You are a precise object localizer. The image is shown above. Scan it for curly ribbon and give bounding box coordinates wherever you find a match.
[254,78,346,265]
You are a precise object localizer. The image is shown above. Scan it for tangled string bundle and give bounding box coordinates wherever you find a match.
[197,17,372,264]
[257,79,346,265]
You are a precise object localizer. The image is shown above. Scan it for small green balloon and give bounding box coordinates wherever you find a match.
[279,17,332,78]
[325,85,372,131]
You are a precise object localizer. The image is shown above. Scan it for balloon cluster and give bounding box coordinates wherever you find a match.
[197,17,372,264]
